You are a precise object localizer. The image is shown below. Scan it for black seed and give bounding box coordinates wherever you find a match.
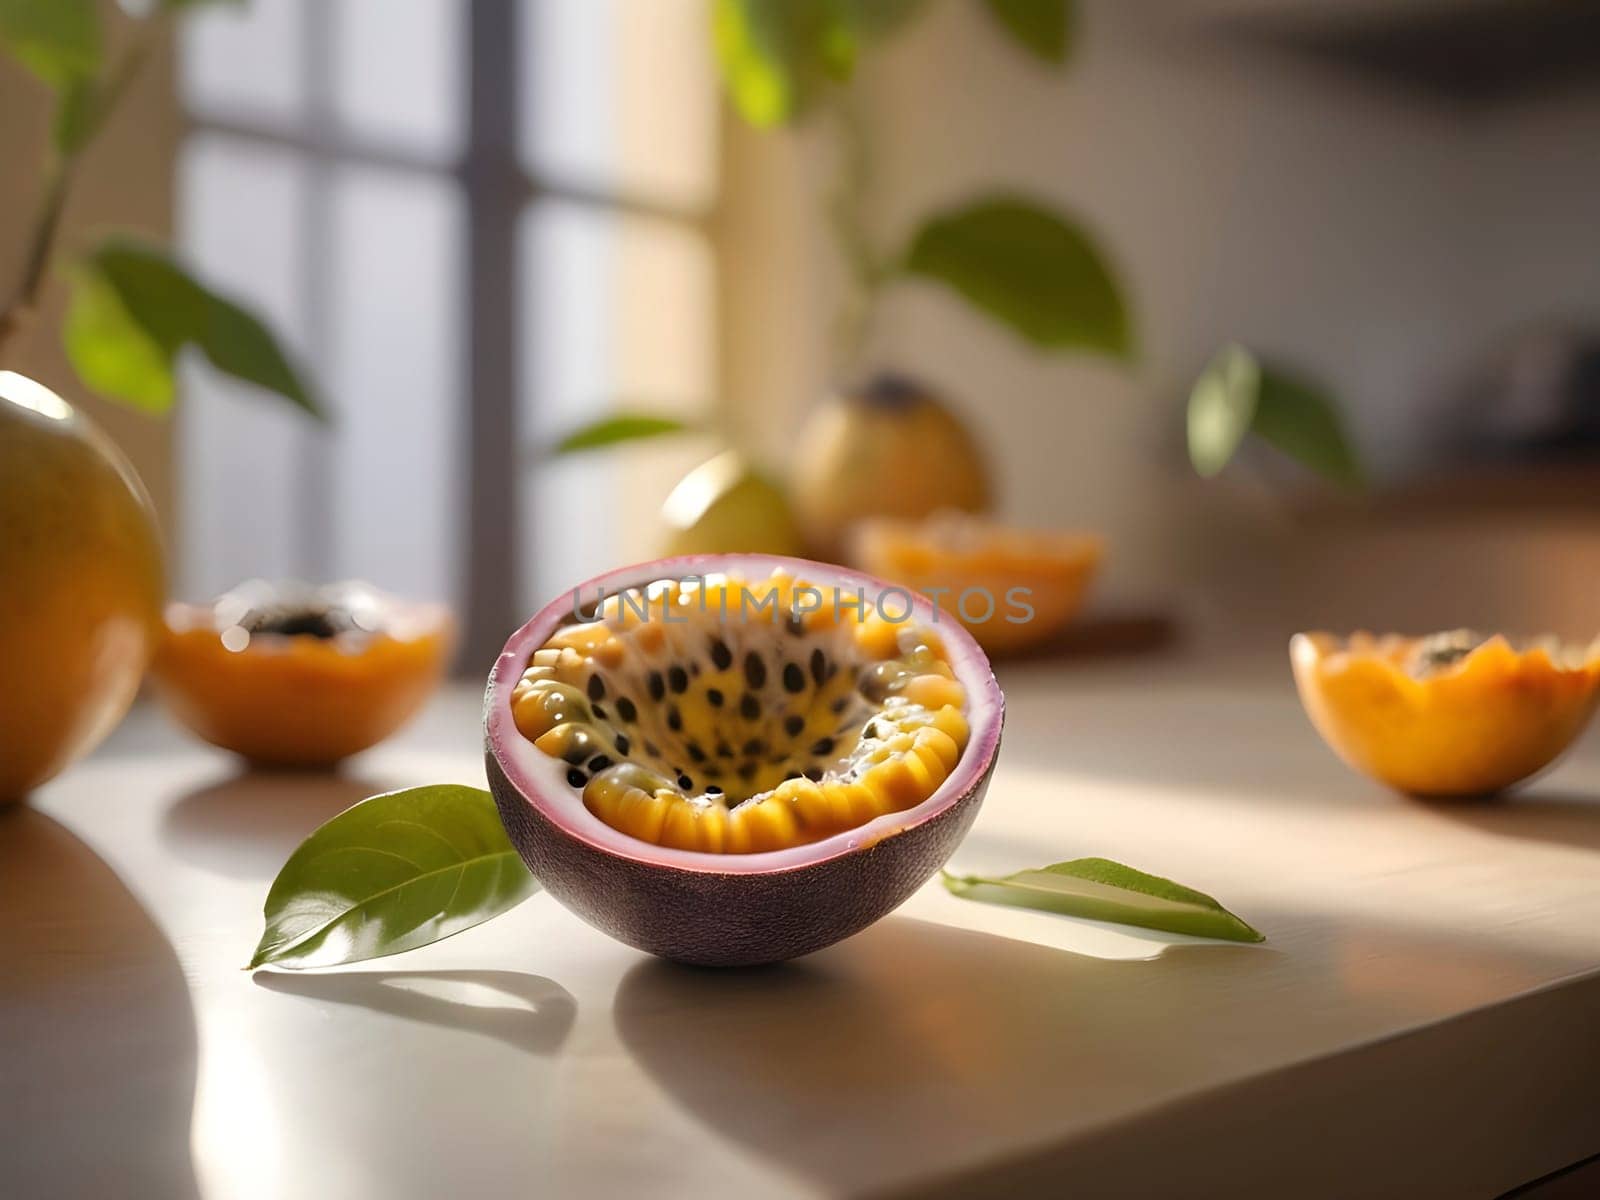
[865,721,881,740]
[803,765,823,782]
[647,671,665,701]
[741,737,766,757]
[811,737,836,756]
[616,696,637,723]
[709,637,733,671]
[591,704,607,721]
[644,741,661,758]
[784,714,805,738]
[706,784,723,795]
[831,696,850,714]
[736,762,758,782]
[810,648,827,686]
[588,755,613,772]
[716,741,734,759]
[614,734,631,755]
[686,742,707,764]
[782,662,805,693]
[587,674,605,701]
[739,693,761,721]
[566,768,587,788]
[744,652,766,689]
[667,706,683,732]
[784,769,802,781]
[785,613,806,636]
[668,666,688,694]
[677,774,694,790]
[707,687,724,708]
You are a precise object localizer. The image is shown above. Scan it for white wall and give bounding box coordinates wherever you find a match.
[722,0,1600,614]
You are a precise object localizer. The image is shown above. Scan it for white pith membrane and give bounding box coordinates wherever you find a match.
[495,562,1000,859]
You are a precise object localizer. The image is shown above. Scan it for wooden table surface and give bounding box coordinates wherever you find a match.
[6,649,1600,1199]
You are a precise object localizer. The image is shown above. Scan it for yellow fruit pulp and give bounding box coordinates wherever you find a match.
[512,570,970,852]
[1291,630,1600,797]
[0,372,164,803]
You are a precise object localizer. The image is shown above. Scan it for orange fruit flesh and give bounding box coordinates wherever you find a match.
[154,598,454,767]
[853,515,1102,656]
[1291,631,1600,797]
[512,571,971,853]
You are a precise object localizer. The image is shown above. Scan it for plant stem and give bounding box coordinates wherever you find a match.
[823,86,889,376]
[0,22,159,364]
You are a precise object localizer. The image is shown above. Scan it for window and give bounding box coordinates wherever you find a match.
[179,0,718,668]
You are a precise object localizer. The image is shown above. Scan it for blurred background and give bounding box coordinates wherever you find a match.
[3,0,1598,672]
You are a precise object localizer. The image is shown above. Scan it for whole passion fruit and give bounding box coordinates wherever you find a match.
[484,555,1003,966]
[0,372,164,804]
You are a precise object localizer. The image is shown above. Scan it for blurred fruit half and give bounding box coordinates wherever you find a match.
[853,511,1102,657]
[660,449,805,557]
[153,580,454,768]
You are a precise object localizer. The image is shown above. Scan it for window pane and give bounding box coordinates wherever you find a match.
[181,0,308,126]
[519,202,717,607]
[327,167,466,608]
[177,135,315,600]
[332,0,465,160]
[520,0,718,210]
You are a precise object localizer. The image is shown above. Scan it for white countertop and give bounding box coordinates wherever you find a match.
[6,649,1600,1198]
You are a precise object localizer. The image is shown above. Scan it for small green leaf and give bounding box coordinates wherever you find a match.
[1187,343,1363,488]
[981,0,1074,64]
[64,239,323,419]
[0,0,99,85]
[551,413,696,456]
[250,785,541,970]
[942,857,1264,942]
[903,195,1132,358]
[63,267,175,413]
[712,0,835,127]
[711,0,925,127]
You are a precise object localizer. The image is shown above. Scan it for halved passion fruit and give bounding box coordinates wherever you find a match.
[1291,630,1600,797]
[852,511,1103,657]
[153,580,454,768]
[484,555,1004,965]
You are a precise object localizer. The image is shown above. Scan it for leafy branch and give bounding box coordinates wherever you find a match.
[0,0,319,418]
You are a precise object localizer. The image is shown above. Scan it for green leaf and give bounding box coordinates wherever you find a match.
[0,0,99,85]
[551,413,696,456]
[981,0,1074,64]
[710,0,926,127]
[942,857,1265,943]
[63,267,175,413]
[250,785,541,970]
[712,0,844,127]
[1187,343,1363,488]
[64,239,324,419]
[903,195,1132,358]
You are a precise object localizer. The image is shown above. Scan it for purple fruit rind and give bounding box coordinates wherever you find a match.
[484,554,1004,965]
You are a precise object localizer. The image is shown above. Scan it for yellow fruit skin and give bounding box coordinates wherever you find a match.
[1290,632,1600,797]
[791,377,990,560]
[660,451,805,558]
[0,373,164,804]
